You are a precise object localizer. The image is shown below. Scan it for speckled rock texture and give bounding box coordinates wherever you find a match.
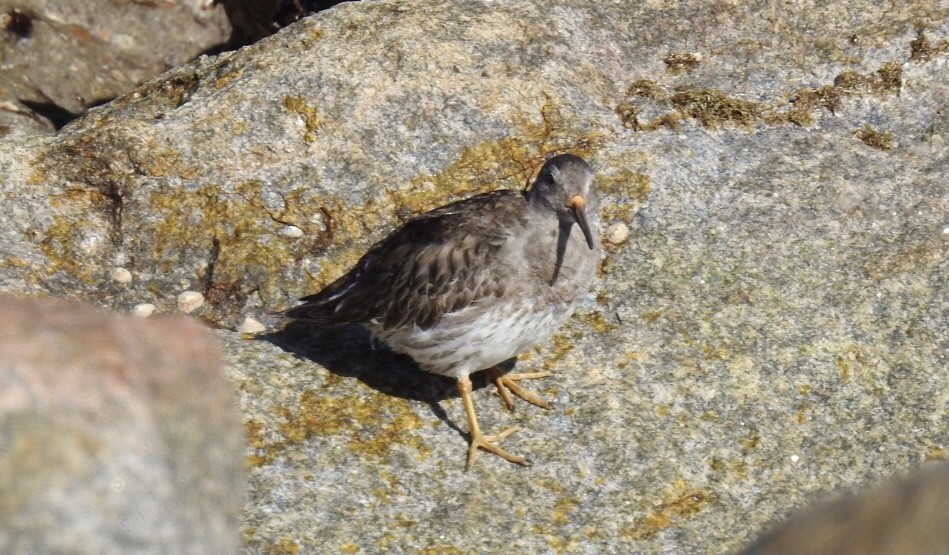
[0,0,230,136]
[0,0,947,553]
[0,295,243,555]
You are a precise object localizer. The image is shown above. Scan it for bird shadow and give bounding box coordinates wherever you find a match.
[260,321,516,437]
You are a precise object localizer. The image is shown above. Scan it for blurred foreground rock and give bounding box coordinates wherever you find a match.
[740,462,949,555]
[0,295,243,555]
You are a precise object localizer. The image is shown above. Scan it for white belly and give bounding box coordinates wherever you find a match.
[368,297,578,379]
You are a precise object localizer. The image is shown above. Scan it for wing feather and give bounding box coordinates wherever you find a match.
[283,190,527,330]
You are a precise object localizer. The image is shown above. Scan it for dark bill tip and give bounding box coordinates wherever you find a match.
[569,195,595,249]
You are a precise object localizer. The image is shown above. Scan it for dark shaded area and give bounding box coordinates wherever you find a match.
[18,96,111,131]
[3,8,34,40]
[263,321,517,438]
[19,99,78,130]
[218,0,350,46]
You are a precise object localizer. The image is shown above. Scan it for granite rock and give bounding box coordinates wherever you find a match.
[0,295,243,555]
[0,0,230,136]
[0,0,947,553]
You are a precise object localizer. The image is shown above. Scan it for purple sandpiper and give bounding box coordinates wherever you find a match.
[284,154,600,468]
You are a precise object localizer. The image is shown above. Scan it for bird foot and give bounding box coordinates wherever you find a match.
[490,368,553,411]
[466,426,531,470]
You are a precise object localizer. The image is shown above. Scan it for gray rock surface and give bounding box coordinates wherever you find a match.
[0,0,230,136]
[0,0,947,553]
[0,295,243,555]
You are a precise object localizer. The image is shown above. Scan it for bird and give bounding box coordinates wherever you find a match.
[283,153,600,468]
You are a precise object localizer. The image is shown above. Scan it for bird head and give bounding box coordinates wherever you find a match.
[528,154,598,249]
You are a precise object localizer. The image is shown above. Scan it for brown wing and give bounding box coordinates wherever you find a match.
[283,190,527,330]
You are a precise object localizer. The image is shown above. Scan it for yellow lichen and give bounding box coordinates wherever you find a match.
[397,138,534,215]
[854,124,894,150]
[910,30,949,62]
[619,61,905,131]
[247,388,430,466]
[622,481,716,540]
[786,85,843,126]
[795,402,811,424]
[640,310,662,324]
[740,431,761,454]
[580,309,618,333]
[268,537,301,555]
[834,62,902,96]
[596,170,651,222]
[626,79,666,101]
[418,546,464,555]
[38,216,94,285]
[925,443,948,461]
[669,89,761,129]
[662,52,702,74]
[542,332,577,371]
[214,66,244,90]
[282,95,324,143]
[400,137,603,218]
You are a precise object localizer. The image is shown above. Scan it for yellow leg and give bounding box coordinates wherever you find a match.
[457,376,530,469]
[488,366,552,411]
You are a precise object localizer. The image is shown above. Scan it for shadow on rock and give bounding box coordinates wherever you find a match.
[261,321,517,436]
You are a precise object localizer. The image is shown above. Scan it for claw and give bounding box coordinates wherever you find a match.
[465,426,530,470]
[488,367,552,411]
[457,376,532,469]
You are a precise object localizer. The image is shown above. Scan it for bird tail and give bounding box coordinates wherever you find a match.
[278,300,336,323]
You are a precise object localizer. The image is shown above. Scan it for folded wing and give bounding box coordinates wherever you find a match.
[283,190,526,330]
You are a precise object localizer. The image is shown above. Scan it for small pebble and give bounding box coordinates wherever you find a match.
[238,316,267,334]
[606,222,630,245]
[279,225,304,238]
[110,267,133,284]
[132,303,156,318]
[177,291,205,314]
